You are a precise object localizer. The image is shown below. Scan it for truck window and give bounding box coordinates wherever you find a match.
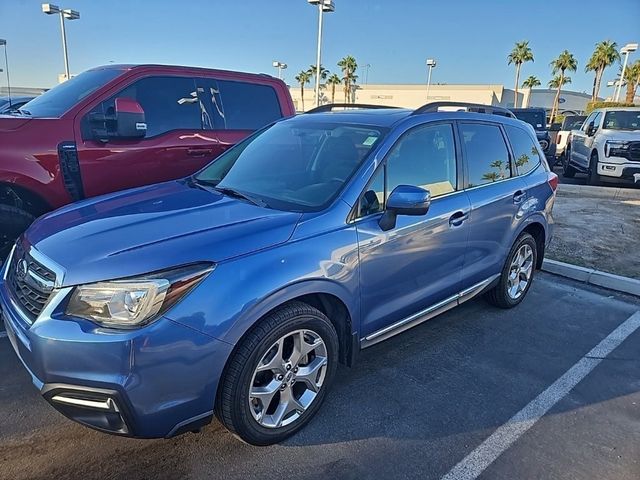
[505,125,541,176]
[92,76,204,138]
[217,80,283,130]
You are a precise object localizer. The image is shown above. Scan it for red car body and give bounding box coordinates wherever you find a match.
[0,64,295,255]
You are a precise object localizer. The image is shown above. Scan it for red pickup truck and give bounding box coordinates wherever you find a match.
[0,64,295,258]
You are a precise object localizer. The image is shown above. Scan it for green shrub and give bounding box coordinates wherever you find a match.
[585,101,636,113]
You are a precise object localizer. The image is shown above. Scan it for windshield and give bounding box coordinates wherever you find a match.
[195,120,387,212]
[603,111,640,131]
[513,111,546,130]
[18,68,123,117]
[562,116,586,130]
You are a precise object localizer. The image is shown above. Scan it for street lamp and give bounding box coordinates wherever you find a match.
[614,42,638,102]
[0,39,10,108]
[308,0,335,107]
[426,58,437,100]
[42,3,80,81]
[272,61,287,80]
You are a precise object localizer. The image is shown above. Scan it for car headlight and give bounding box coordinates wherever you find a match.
[605,140,630,157]
[65,263,214,328]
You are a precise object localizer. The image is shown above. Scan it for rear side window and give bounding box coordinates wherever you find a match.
[460,123,511,187]
[217,80,282,130]
[505,125,541,176]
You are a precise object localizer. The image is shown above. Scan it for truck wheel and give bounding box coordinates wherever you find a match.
[562,150,576,178]
[216,301,339,445]
[588,152,601,186]
[0,204,34,261]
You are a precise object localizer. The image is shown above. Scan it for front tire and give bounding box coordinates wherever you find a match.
[562,148,576,178]
[0,204,34,261]
[216,301,339,445]
[486,233,537,309]
[588,151,601,186]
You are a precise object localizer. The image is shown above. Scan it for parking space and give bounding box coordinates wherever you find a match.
[0,272,638,480]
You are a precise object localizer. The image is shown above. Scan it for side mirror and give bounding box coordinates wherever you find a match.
[88,97,146,142]
[113,97,147,138]
[586,122,596,136]
[379,185,431,231]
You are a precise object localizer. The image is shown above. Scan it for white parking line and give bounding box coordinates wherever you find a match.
[441,310,640,480]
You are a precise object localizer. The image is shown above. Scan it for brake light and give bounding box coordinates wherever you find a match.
[556,134,562,144]
[548,172,559,191]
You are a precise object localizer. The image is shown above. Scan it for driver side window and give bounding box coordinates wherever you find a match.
[357,123,457,218]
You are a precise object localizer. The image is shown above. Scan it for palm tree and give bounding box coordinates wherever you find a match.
[522,75,541,88]
[507,41,534,108]
[624,60,640,104]
[308,64,329,83]
[338,55,358,103]
[548,74,572,89]
[549,50,577,123]
[295,70,311,111]
[585,41,620,101]
[326,73,341,103]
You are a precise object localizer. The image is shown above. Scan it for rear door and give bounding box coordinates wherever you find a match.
[458,121,528,290]
[75,75,218,198]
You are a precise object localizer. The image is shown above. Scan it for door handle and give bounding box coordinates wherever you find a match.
[513,190,526,204]
[449,211,469,227]
[187,148,213,157]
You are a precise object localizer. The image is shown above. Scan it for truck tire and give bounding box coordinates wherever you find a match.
[588,151,601,186]
[562,148,576,178]
[0,204,34,261]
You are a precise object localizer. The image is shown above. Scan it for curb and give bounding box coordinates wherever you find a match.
[542,259,640,297]
[557,183,640,201]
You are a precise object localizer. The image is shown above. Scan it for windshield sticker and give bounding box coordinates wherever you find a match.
[362,136,378,146]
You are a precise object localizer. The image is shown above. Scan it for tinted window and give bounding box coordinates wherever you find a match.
[196,79,226,130]
[505,125,541,176]
[513,110,546,130]
[196,121,386,211]
[582,112,597,132]
[217,80,282,130]
[561,116,586,130]
[358,167,385,217]
[460,123,511,187]
[18,68,122,117]
[603,110,640,130]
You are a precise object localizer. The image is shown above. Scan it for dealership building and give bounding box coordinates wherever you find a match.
[289,83,599,115]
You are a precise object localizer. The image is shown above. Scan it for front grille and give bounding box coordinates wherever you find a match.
[629,142,640,162]
[7,244,56,323]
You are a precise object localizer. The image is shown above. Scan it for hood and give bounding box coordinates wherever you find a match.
[600,129,640,140]
[25,180,302,286]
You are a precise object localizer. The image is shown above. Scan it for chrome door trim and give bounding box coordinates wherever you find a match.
[361,274,499,348]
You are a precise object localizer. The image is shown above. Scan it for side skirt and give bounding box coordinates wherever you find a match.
[360,274,499,349]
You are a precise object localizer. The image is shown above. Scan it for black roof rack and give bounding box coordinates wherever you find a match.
[411,101,516,119]
[305,103,401,114]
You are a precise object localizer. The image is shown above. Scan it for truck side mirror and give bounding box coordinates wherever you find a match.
[586,122,596,137]
[114,98,147,139]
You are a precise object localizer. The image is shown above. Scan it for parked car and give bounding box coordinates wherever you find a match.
[555,115,586,161]
[0,102,557,445]
[0,95,37,114]
[0,64,295,259]
[510,108,557,166]
[563,107,640,185]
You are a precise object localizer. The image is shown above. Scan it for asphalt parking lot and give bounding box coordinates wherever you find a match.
[1,272,639,480]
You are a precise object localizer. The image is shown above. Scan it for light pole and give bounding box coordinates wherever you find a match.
[272,61,287,80]
[614,42,638,102]
[426,58,437,100]
[607,80,620,101]
[0,39,10,108]
[363,63,371,85]
[42,4,80,82]
[308,0,335,107]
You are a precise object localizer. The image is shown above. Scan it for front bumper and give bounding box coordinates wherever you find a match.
[0,259,233,438]
[597,160,640,181]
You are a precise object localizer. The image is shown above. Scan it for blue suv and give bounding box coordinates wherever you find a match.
[0,102,557,445]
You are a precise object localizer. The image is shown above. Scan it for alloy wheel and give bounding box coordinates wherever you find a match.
[507,244,534,300]
[248,329,328,429]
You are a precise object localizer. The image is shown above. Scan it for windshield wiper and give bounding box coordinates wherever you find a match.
[215,186,269,208]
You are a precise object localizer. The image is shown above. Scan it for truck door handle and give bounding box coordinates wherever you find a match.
[513,190,526,204]
[187,148,213,157]
[449,211,469,227]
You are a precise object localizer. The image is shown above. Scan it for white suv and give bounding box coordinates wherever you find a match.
[563,107,640,185]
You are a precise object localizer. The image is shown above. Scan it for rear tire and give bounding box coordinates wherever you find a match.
[588,152,601,186]
[215,301,339,446]
[0,204,34,261]
[486,233,538,309]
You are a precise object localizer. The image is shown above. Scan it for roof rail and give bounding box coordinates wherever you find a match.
[411,101,516,119]
[305,103,401,114]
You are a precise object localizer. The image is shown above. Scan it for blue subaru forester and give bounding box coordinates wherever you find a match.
[0,102,556,445]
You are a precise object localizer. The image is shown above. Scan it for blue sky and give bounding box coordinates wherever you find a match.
[1,0,639,95]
